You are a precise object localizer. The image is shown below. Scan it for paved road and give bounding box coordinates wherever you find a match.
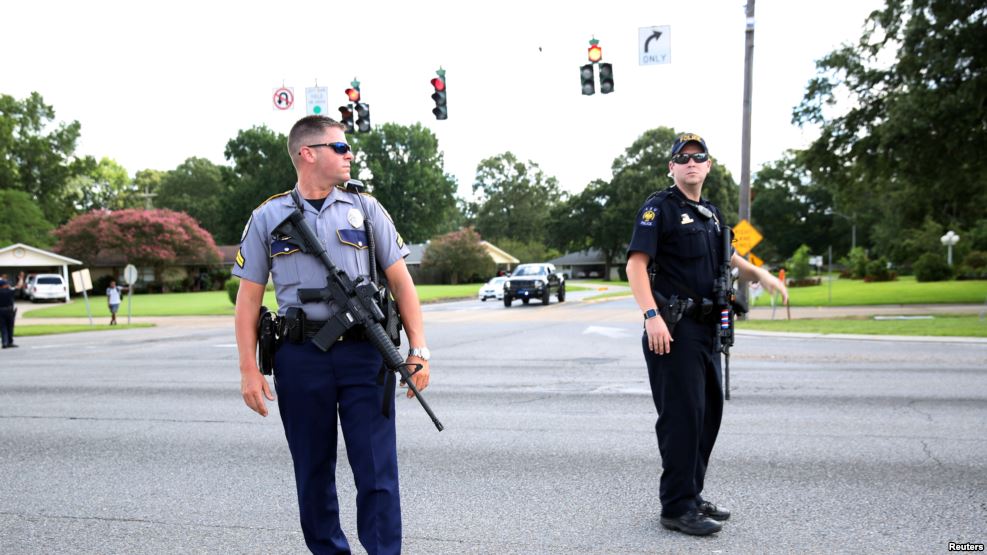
[1,296,985,554]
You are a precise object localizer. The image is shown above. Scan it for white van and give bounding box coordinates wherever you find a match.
[28,274,68,302]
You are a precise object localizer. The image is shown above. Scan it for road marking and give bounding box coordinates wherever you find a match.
[582,326,631,338]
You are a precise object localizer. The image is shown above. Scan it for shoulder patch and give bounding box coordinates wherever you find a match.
[239,215,253,243]
[235,248,245,268]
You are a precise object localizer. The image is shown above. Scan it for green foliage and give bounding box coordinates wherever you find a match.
[421,227,495,284]
[551,127,739,280]
[225,277,240,305]
[64,157,139,212]
[913,253,953,282]
[348,123,460,243]
[0,92,95,224]
[493,238,560,265]
[787,244,813,281]
[470,152,564,245]
[156,157,225,237]
[865,257,894,282]
[841,246,870,279]
[0,189,54,247]
[751,151,842,262]
[218,126,296,244]
[793,1,987,267]
[957,250,987,280]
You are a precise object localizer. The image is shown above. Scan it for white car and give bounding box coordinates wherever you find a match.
[478,276,508,301]
[28,274,68,302]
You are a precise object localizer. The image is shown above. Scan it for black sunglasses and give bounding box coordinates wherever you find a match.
[671,152,710,164]
[303,142,351,155]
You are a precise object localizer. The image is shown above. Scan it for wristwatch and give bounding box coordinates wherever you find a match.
[643,308,659,320]
[408,346,431,361]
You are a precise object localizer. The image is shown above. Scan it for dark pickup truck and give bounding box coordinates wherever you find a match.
[503,263,565,307]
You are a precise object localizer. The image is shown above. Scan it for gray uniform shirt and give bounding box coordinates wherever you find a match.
[233,185,410,321]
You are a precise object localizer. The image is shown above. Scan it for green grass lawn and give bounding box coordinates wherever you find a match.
[24,285,481,319]
[737,314,987,337]
[16,323,155,336]
[751,275,987,307]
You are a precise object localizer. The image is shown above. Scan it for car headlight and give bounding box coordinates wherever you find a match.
[504,281,511,288]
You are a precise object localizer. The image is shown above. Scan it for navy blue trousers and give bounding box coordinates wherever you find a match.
[642,317,723,518]
[274,339,401,555]
[0,308,14,347]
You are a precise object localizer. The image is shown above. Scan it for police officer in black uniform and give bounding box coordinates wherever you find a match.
[233,115,430,554]
[626,133,787,536]
[0,278,17,349]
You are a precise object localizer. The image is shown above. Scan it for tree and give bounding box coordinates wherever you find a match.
[218,126,296,244]
[793,0,987,265]
[421,227,495,284]
[156,157,225,236]
[53,209,222,284]
[348,123,459,243]
[64,157,137,212]
[0,190,54,247]
[471,152,564,244]
[132,169,165,209]
[552,127,739,279]
[751,151,844,262]
[0,92,94,224]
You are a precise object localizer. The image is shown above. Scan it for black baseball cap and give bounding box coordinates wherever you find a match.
[671,133,709,156]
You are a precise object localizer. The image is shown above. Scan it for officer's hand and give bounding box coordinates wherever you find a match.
[760,270,790,305]
[241,369,275,417]
[645,316,673,355]
[405,356,430,399]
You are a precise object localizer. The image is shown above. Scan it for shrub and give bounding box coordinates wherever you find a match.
[956,250,987,280]
[226,277,240,305]
[913,253,953,282]
[844,247,869,279]
[787,244,813,281]
[863,257,896,282]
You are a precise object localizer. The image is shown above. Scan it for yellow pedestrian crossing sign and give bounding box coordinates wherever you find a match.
[732,219,763,256]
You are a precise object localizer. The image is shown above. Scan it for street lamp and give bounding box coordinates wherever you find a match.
[940,230,960,266]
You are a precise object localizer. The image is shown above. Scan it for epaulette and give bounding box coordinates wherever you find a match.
[644,187,675,206]
[336,183,375,198]
[254,190,292,211]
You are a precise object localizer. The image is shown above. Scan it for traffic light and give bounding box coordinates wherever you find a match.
[599,63,614,94]
[345,87,361,103]
[338,104,355,134]
[355,102,371,133]
[431,73,447,120]
[580,64,595,95]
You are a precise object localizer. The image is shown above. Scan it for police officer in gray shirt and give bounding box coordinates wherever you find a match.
[233,115,430,555]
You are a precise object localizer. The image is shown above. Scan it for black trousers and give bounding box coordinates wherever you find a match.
[0,308,13,347]
[642,317,723,518]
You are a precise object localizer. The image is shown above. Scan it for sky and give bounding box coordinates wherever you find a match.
[1,0,885,200]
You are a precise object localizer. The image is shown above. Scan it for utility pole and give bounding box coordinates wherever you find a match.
[737,0,756,311]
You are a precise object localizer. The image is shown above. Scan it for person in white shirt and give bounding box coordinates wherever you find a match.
[106,280,124,325]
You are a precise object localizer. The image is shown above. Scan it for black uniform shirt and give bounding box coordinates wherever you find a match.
[0,288,15,309]
[627,185,727,302]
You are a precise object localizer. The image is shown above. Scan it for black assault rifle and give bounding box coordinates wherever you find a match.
[273,209,444,432]
[712,227,747,400]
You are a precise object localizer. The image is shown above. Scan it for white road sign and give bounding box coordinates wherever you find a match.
[639,26,671,65]
[71,268,93,293]
[124,264,138,285]
[305,87,329,116]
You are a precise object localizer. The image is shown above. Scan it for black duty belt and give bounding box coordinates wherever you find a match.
[302,320,367,342]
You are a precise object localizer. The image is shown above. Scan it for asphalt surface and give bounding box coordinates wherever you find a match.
[1,293,985,554]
